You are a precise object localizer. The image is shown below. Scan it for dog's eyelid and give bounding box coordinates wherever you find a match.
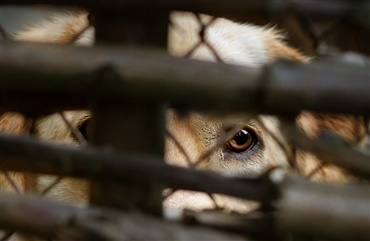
[224,123,257,133]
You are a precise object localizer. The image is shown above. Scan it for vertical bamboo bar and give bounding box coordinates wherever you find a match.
[88,8,168,216]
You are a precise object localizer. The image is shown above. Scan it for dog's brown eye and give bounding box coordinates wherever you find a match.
[225,127,257,153]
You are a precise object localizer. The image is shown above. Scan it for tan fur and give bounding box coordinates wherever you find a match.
[1,11,363,223]
[0,113,30,193]
[296,112,366,183]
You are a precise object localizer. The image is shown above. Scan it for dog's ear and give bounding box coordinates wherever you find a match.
[269,41,310,63]
[0,113,31,135]
[263,28,311,63]
[0,113,32,193]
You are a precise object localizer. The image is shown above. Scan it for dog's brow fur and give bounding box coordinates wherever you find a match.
[1,11,364,234]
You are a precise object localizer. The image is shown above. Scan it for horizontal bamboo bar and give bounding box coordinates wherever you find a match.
[0,191,248,241]
[276,171,370,240]
[1,41,369,116]
[0,133,270,202]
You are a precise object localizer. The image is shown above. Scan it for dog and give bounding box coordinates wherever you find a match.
[1,11,366,221]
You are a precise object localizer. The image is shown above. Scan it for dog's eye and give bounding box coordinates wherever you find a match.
[77,118,90,141]
[224,127,257,153]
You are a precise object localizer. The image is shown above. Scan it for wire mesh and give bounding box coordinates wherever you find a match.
[163,10,370,211]
[0,4,369,240]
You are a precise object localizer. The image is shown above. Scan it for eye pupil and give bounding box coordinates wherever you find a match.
[234,129,249,145]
